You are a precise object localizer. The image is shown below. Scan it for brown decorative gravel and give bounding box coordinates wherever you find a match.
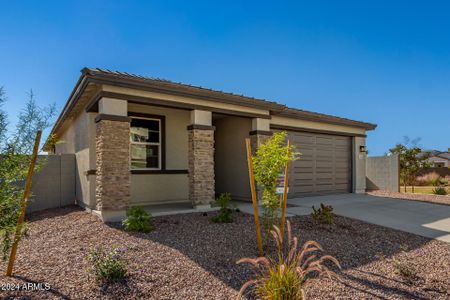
[368,190,450,206]
[0,206,449,299]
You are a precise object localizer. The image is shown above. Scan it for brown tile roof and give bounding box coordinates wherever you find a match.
[82,68,376,130]
[82,68,284,111]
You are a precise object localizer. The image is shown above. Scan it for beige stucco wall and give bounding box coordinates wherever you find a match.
[128,103,190,204]
[271,116,366,136]
[214,116,252,200]
[352,136,367,193]
[55,111,96,208]
[102,85,270,117]
[99,98,128,116]
[131,174,189,205]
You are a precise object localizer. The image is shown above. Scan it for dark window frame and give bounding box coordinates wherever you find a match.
[129,112,166,171]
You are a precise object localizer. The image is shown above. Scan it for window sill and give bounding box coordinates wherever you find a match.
[130,169,188,174]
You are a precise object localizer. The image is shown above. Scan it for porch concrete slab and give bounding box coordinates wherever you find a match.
[143,203,219,217]
[289,193,450,243]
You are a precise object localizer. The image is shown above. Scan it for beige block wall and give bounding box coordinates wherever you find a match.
[214,116,252,200]
[128,103,190,205]
[55,111,96,208]
[366,154,399,192]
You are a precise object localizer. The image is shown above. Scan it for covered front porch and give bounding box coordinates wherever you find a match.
[93,96,271,221]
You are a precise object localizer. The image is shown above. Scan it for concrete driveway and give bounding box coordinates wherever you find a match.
[235,194,450,243]
[285,193,450,243]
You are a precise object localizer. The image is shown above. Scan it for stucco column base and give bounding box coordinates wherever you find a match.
[91,209,127,222]
[188,126,215,207]
[95,116,131,214]
[193,204,212,210]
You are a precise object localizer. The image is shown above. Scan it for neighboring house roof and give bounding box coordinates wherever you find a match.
[48,68,377,146]
[425,150,450,161]
[435,152,450,160]
[429,150,442,156]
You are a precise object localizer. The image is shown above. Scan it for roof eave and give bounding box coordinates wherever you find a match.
[275,109,377,131]
[43,73,90,151]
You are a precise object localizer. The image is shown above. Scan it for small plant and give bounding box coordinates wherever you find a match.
[211,193,233,223]
[375,253,386,262]
[87,246,128,282]
[392,258,416,279]
[122,207,153,232]
[399,244,409,252]
[432,186,448,195]
[311,203,334,225]
[252,132,300,235]
[237,221,340,299]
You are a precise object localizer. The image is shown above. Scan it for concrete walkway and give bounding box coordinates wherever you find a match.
[236,193,450,243]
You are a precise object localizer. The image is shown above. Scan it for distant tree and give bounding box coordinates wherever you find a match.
[0,88,56,260]
[389,137,431,193]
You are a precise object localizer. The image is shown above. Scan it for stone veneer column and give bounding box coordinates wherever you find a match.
[94,98,131,221]
[95,115,131,212]
[188,110,215,208]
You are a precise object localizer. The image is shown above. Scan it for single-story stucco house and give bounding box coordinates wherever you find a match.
[426,150,450,168]
[45,68,377,221]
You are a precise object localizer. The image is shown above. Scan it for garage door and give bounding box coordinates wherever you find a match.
[287,131,352,197]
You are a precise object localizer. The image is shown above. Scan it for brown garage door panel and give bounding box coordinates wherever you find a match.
[287,131,352,198]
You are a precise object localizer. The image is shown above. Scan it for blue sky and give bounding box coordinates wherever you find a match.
[1,1,449,155]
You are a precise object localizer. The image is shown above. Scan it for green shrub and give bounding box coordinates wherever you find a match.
[87,246,127,282]
[252,132,300,234]
[432,186,448,195]
[392,258,416,279]
[211,193,233,223]
[312,203,334,225]
[122,207,153,232]
[0,88,56,261]
[237,221,341,299]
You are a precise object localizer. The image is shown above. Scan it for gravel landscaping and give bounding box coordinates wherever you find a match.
[1,205,449,299]
[368,190,450,206]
